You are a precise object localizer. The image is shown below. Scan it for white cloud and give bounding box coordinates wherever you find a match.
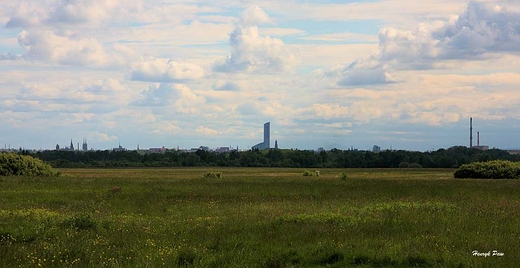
[129,57,205,82]
[377,1,520,68]
[330,1,520,86]
[213,81,244,91]
[240,5,273,27]
[301,31,378,43]
[89,132,118,142]
[137,83,205,113]
[4,2,44,28]
[151,122,180,135]
[336,59,396,87]
[378,25,440,70]
[196,126,218,136]
[17,30,117,66]
[49,0,120,25]
[214,6,299,73]
[311,104,349,119]
[436,1,520,57]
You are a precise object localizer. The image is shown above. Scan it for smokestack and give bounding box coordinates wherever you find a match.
[470,117,473,148]
[477,132,480,147]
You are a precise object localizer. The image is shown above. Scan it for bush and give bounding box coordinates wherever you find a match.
[398,162,409,168]
[203,171,222,179]
[454,160,520,179]
[0,153,60,177]
[408,163,423,169]
[303,170,320,177]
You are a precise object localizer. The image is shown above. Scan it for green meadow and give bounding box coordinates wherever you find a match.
[0,168,518,267]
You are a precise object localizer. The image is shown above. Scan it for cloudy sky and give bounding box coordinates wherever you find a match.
[1,0,520,151]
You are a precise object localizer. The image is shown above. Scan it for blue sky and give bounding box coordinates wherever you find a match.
[1,0,520,151]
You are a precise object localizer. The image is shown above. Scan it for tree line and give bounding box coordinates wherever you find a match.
[23,146,520,168]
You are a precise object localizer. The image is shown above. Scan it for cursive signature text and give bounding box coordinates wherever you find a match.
[472,250,504,257]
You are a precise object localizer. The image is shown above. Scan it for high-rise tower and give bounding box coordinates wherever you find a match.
[252,122,271,150]
[264,122,270,149]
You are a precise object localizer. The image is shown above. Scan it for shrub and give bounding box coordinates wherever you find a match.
[340,172,348,181]
[408,163,423,169]
[0,153,60,177]
[303,170,320,177]
[203,171,222,179]
[398,162,409,168]
[454,160,520,179]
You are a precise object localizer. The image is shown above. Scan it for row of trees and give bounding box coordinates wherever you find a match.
[24,146,520,168]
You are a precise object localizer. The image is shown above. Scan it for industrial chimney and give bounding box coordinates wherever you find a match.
[477,131,480,147]
[470,117,473,148]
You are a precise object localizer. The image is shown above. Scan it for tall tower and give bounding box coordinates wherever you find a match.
[82,139,88,151]
[470,117,473,148]
[264,122,270,149]
[70,139,74,151]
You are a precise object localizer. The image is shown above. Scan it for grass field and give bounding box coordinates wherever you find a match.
[0,168,518,267]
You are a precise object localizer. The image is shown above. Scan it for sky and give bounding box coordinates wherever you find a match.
[1,0,520,151]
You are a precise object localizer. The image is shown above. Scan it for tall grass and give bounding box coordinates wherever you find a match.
[0,168,518,267]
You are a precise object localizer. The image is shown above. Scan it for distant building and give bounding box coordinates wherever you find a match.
[55,144,60,151]
[275,140,278,149]
[149,146,167,153]
[216,147,230,153]
[70,140,74,151]
[82,139,88,151]
[113,142,126,152]
[252,122,270,150]
[373,145,381,153]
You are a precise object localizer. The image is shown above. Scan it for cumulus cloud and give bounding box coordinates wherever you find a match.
[378,25,440,70]
[213,81,243,91]
[379,1,520,66]
[11,79,131,117]
[214,6,299,73]
[151,122,180,135]
[196,126,218,136]
[17,30,111,66]
[49,0,120,25]
[137,83,205,113]
[310,104,349,119]
[5,0,122,28]
[337,59,396,86]
[240,5,273,27]
[89,132,118,142]
[436,1,520,57]
[0,53,22,60]
[332,1,520,86]
[129,57,205,82]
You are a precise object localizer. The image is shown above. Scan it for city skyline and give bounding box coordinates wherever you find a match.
[1,1,520,151]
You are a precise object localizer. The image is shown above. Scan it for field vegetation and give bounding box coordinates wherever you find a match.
[454,160,520,179]
[1,168,518,267]
[0,153,60,177]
